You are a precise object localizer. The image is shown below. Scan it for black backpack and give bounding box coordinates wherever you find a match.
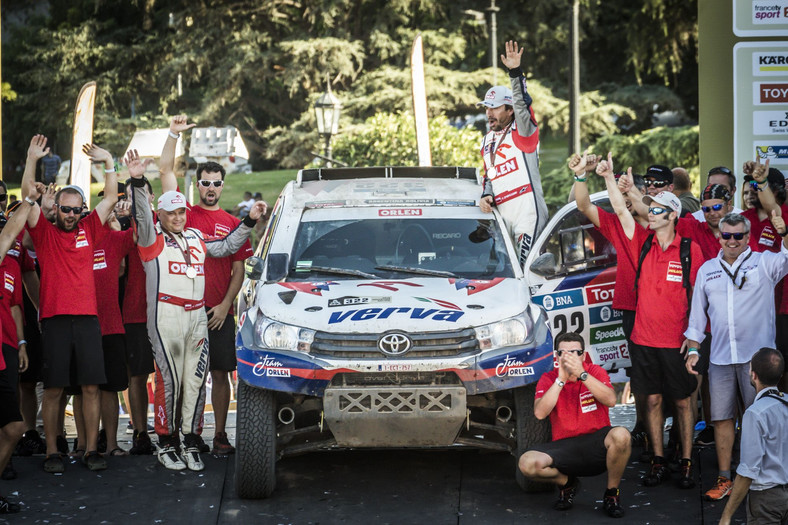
[634,232,693,316]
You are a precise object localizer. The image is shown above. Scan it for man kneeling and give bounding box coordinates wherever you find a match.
[518,332,631,518]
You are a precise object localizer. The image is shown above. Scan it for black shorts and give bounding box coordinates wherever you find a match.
[41,315,105,389]
[620,309,635,378]
[530,426,613,478]
[0,371,22,428]
[695,333,711,376]
[207,311,237,372]
[101,334,129,392]
[19,314,43,384]
[124,323,155,377]
[775,314,788,365]
[1,344,20,396]
[629,344,697,400]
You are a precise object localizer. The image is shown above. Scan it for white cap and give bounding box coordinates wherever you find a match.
[642,191,682,215]
[157,191,187,212]
[476,86,513,108]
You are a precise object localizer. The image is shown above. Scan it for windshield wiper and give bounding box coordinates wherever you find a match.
[375,265,456,278]
[293,265,379,279]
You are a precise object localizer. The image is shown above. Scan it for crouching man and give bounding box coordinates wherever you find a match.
[518,332,631,518]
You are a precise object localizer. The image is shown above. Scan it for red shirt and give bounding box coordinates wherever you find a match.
[94,229,135,335]
[629,227,703,348]
[677,215,721,262]
[186,205,252,312]
[535,364,612,441]
[596,209,643,311]
[0,257,23,350]
[743,206,788,314]
[122,249,147,324]
[28,210,109,320]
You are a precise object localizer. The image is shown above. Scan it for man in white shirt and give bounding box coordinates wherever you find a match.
[683,212,788,502]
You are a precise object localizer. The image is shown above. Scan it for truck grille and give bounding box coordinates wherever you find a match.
[310,328,480,358]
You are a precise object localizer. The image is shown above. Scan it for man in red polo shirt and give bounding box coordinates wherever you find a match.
[518,332,631,518]
[21,135,119,473]
[160,115,260,455]
[598,153,702,490]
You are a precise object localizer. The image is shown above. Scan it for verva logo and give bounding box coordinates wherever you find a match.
[169,262,205,275]
[378,209,422,217]
[585,283,615,305]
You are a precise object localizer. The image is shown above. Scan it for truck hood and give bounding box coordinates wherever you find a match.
[257,277,528,332]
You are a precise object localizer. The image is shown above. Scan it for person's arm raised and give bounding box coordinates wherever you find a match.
[84,144,119,225]
[597,153,635,239]
[22,135,50,228]
[160,114,195,194]
[570,149,600,227]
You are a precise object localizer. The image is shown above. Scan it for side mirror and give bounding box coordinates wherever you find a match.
[264,253,289,283]
[529,252,557,277]
[245,256,264,280]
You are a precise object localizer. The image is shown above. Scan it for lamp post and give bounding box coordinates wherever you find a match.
[314,80,342,168]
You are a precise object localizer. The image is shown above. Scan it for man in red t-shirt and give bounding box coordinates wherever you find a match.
[161,115,262,455]
[21,136,119,473]
[518,332,630,518]
[598,153,702,490]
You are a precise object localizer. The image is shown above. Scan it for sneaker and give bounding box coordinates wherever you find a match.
[643,457,670,487]
[181,434,205,471]
[211,431,235,455]
[97,428,107,454]
[0,496,21,514]
[82,451,107,471]
[1,459,17,480]
[15,429,46,456]
[678,458,695,489]
[694,426,715,446]
[554,477,580,511]
[193,434,210,454]
[130,430,155,456]
[43,453,65,474]
[148,423,155,433]
[603,488,624,518]
[157,445,187,471]
[56,435,69,456]
[704,476,733,500]
[630,428,648,448]
[126,422,134,435]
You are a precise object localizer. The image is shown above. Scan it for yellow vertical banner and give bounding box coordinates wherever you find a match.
[70,81,97,208]
[411,34,431,167]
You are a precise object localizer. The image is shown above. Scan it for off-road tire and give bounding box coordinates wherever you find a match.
[235,380,277,499]
[514,383,553,492]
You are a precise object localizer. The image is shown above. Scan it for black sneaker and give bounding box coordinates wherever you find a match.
[630,429,648,448]
[643,457,670,487]
[56,435,69,456]
[0,496,21,514]
[82,451,107,471]
[1,459,17,481]
[694,426,715,446]
[130,430,155,455]
[97,428,107,454]
[193,434,210,454]
[15,429,46,456]
[678,458,695,489]
[43,453,65,474]
[554,477,580,511]
[603,488,624,518]
[211,431,235,455]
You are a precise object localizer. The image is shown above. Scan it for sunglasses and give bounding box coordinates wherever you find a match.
[0,194,6,202]
[709,166,732,176]
[555,349,584,357]
[720,232,748,240]
[56,204,83,215]
[644,179,669,188]
[197,180,224,188]
[649,206,670,215]
[702,203,725,213]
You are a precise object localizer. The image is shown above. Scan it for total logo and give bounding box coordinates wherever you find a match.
[585,283,615,305]
[495,355,535,378]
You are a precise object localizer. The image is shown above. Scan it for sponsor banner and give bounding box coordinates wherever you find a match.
[754,110,788,134]
[327,306,464,324]
[590,325,625,345]
[305,201,347,209]
[494,354,535,378]
[756,142,788,163]
[4,272,15,293]
[378,208,423,217]
[363,199,433,205]
[533,289,584,312]
[753,51,788,76]
[493,183,533,206]
[214,223,231,237]
[169,262,205,276]
[75,229,89,249]
[592,342,630,366]
[250,354,292,378]
[589,305,623,325]
[755,82,788,104]
[666,261,683,283]
[585,282,615,305]
[490,157,520,180]
[328,296,391,308]
[752,1,788,24]
[93,250,107,270]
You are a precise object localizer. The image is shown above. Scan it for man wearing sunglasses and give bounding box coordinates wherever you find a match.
[0,181,8,214]
[642,165,674,198]
[519,332,630,518]
[691,167,743,223]
[598,153,703,490]
[683,212,788,502]
[20,135,119,473]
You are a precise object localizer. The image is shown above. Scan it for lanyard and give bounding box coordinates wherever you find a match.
[487,122,513,171]
[720,251,752,290]
[165,231,192,267]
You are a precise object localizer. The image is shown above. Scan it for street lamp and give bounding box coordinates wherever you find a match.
[314,80,342,168]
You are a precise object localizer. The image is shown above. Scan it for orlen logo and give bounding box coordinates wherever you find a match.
[169,262,205,275]
[493,158,519,179]
[760,84,788,103]
[586,283,615,305]
[378,209,422,217]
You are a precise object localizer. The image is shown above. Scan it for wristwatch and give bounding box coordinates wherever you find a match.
[24,196,36,206]
[579,371,589,382]
[555,378,565,388]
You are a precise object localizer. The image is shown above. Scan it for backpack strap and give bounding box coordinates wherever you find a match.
[634,232,655,302]
[680,237,693,313]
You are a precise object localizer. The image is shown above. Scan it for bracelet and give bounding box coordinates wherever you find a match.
[168,131,180,139]
[574,175,587,182]
[24,196,36,206]
[17,340,27,346]
[687,348,700,355]
[780,230,788,237]
[104,167,116,174]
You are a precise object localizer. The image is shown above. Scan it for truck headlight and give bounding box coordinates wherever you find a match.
[254,311,315,352]
[475,312,533,350]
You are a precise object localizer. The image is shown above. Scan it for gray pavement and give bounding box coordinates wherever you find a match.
[1,406,747,524]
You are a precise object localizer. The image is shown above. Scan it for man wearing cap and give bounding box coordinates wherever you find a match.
[598,153,703,490]
[160,115,259,456]
[691,166,743,223]
[20,135,119,473]
[478,41,546,265]
[127,150,265,471]
[683,212,788,502]
[642,165,674,198]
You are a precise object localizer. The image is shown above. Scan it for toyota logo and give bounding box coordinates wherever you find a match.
[378,332,412,356]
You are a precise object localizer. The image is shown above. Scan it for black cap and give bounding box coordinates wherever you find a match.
[644,165,673,183]
[702,184,731,202]
[98,182,127,198]
[767,167,786,190]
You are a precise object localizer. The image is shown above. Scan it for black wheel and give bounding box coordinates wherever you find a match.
[235,380,277,499]
[513,383,553,492]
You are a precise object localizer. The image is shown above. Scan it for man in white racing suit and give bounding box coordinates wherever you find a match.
[126,150,266,471]
[478,40,547,266]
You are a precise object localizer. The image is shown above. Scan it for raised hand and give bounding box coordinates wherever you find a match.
[500,40,524,70]
[39,183,57,212]
[115,200,132,217]
[742,160,755,177]
[124,149,145,179]
[618,167,634,194]
[568,148,589,176]
[596,152,615,178]
[82,143,113,165]
[169,114,196,135]
[771,209,786,235]
[27,135,50,160]
[752,156,770,183]
[248,200,268,221]
[585,153,599,174]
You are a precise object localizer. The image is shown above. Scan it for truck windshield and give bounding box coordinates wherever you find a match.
[289,217,515,280]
